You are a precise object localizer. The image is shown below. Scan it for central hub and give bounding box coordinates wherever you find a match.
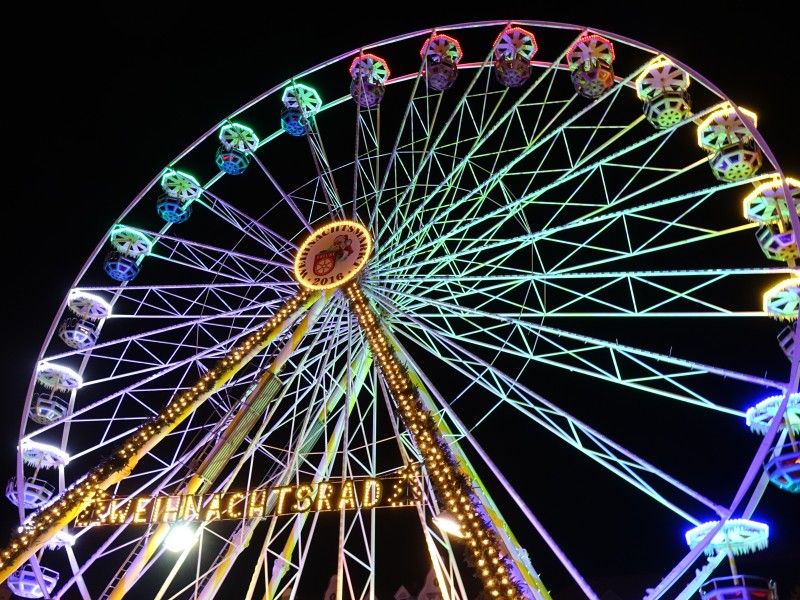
[294,220,372,290]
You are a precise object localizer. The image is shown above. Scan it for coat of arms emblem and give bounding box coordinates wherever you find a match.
[313,235,354,276]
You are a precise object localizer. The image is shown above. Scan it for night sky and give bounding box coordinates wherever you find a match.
[5,5,798,598]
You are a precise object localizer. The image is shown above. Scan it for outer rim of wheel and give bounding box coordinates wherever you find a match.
[7,19,798,600]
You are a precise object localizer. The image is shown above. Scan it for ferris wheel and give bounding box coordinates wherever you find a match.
[3,20,799,600]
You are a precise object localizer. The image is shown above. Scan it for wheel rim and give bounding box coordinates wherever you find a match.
[6,20,798,600]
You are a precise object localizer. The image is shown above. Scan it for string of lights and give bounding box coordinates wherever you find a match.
[0,289,316,581]
[344,281,547,600]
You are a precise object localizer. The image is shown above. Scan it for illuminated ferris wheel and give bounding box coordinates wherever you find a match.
[3,20,798,600]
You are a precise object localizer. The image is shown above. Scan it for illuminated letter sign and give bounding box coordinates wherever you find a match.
[75,474,421,528]
[294,221,372,290]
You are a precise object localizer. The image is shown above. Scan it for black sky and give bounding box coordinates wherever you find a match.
[5,4,798,598]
